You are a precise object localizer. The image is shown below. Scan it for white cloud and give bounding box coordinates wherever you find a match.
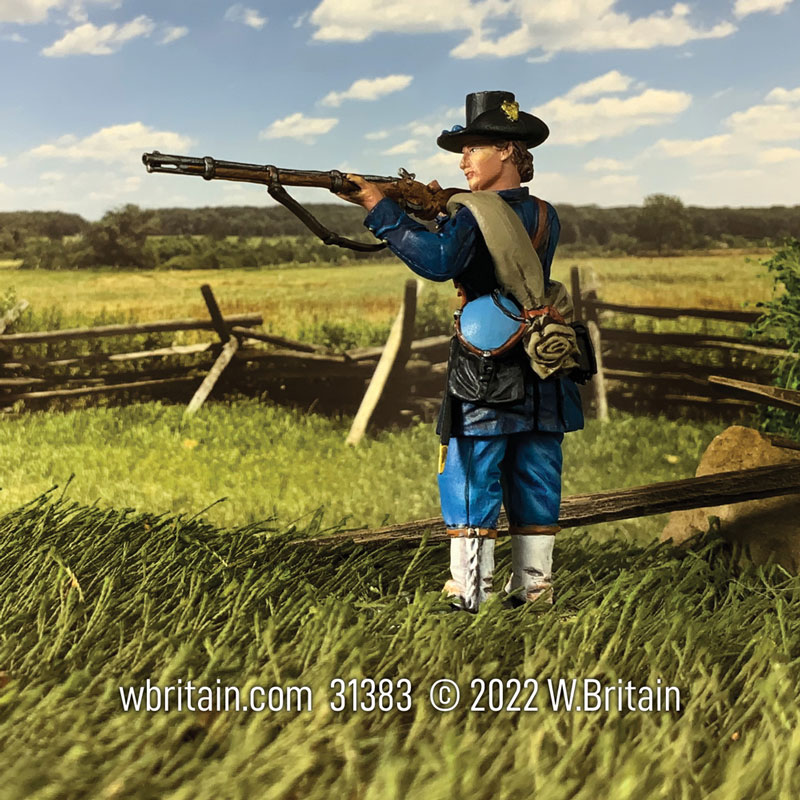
[0,156,6,167]
[309,0,736,58]
[382,139,419,155]
[40,171,65,180]
[65,0,122,24]
[0,1,115,24]
[650,134,735,158]
[535,170,642,205]
[321,75,413,107]
[406,107,462,138]
[692,168,763,180]
[640,85,800,206]
[0,0,51,24]
[159,26,188,45]
[596,174,638,186]
[224,4,267,30]
[564,70,634,100]
[679,163,800,206]
[310,0,469,42]
[534,75,692,145]
[42,15,155,56]
[413,150,466,188]
[758,147,800,164]
[584,157,630,171]
[734,0,793,18]
[2,32,28,42]
[766,87,800,103]
[365,130,390,140]
[259,112,338,143]
[650,85,800,162]
[28,122,194,162]
[409,122,439,137]
[725,89,800,142]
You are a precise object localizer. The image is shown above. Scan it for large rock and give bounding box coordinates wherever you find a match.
[660,426,800,571]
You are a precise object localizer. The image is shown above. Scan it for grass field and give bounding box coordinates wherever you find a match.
[2,490,799,799]
[0,403,721,540]
[0,252,776,341]
[0,251,791,798]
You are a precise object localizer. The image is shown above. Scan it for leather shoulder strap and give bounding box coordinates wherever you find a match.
[532,197,550,252]
[446,191,545,309]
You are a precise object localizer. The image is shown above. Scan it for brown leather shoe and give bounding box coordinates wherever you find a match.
[504,585,554,608]
[525,586,554,605]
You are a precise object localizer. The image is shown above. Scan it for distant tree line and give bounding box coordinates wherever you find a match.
[1,196,798,269]
[0,211,89,253]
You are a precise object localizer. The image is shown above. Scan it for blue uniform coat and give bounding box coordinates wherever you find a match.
[364,187,584,436]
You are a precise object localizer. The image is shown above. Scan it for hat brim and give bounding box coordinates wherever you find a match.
[437,110,549,153]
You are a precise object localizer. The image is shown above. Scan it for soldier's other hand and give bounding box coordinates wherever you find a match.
[337,174,385,211]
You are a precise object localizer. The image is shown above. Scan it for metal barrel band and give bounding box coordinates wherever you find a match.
[447,527,498,539]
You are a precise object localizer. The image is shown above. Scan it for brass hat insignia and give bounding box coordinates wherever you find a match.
[501,99,519,122]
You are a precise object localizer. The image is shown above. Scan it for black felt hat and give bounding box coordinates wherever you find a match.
[436,90,549,153]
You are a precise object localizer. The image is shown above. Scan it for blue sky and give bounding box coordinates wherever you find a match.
[0,0,798,219]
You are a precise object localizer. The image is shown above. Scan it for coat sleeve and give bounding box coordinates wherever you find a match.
[363,197,478,282]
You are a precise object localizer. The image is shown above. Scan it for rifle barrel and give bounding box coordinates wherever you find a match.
[141,151,398,191]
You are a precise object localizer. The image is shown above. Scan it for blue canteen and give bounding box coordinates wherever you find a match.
[458,293,523,352]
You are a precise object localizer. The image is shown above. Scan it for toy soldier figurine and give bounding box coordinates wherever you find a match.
[341,91,586,611]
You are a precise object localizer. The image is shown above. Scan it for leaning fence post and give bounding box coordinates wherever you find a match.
[184,284,239,419]
[570,266,583,323]
[588,320,608,422]
[0,300,29,336]
[346,279,420,446]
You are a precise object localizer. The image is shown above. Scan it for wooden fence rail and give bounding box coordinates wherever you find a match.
[0,286,265,409]
[0,283,447,424]
[573,265,789,419]
[301,462,800,546]
[0,313,262,345]
[2,271,792,428]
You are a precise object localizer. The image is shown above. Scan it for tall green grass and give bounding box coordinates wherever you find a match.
[1,491,798,799]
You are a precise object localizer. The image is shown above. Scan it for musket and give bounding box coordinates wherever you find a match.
[142,151,465,252]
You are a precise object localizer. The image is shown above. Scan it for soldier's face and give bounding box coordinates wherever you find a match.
[459,142,506,191]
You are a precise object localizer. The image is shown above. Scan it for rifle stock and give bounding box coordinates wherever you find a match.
[142,151,464,221]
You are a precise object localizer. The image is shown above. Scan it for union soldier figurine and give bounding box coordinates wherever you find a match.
[341,91,585,611]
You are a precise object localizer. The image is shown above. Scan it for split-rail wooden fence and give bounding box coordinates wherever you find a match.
[3,277,800,545]
[571,266,796,420]
[2,270,797,432]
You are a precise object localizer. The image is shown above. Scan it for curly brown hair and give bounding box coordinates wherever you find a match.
[493,140,534,183]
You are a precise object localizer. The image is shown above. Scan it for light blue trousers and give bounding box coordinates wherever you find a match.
[438,432,564,529]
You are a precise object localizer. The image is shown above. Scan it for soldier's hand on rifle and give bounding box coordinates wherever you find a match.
[337,174,385,211]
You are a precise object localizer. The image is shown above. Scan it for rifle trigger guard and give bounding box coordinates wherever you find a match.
[202,157,216,181]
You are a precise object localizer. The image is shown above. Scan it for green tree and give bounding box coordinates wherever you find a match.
[748,238,800,438]
[634,194,693,253]
[83,204,160,268]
